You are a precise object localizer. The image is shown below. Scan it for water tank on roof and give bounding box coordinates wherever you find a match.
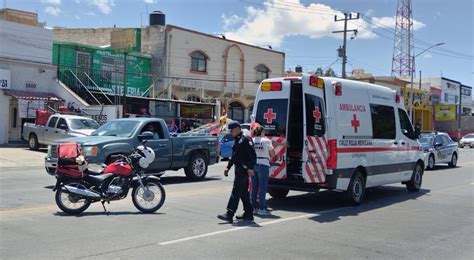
[150,11,165,26]
[295,65,303,73]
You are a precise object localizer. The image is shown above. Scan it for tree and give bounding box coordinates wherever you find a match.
[314,67,324,76]
[324,68,337,77]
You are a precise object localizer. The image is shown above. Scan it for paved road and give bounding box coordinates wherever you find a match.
[1,149,473,259]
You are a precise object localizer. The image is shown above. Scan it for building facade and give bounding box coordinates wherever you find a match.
[53,16,285,123]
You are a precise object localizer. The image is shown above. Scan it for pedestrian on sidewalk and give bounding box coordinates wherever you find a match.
[217,122,256,223]
[251,125,275,216]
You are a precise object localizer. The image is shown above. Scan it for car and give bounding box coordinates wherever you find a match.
[45,118,219,180]
[459,133,474,148]
[219,132,234,160]
[23,113,100,150]
[419,132,459,170]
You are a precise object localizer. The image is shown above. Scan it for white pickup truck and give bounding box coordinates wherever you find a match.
[23,114,100,150]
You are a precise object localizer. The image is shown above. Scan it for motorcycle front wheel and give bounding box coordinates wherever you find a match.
[132,179,166,213]
[55,180,92,215]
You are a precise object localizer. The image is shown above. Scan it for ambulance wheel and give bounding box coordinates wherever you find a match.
[427,154,435,170]
[406,162,423,192]
[448,153,457,168]
[268,188,289,199]
[344,171,365,205]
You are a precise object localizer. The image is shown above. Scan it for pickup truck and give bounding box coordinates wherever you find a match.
[45,118,219,181]
[23,114,100,150]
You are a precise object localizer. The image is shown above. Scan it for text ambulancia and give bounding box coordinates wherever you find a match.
[251,76,425,204]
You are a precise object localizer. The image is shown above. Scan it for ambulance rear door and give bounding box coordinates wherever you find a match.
[254,80,290,180]
[301,76,328,184]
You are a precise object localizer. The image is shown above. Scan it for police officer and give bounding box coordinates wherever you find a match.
[217,121,257,223]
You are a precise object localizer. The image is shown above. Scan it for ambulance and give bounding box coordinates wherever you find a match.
[251,76,425,204]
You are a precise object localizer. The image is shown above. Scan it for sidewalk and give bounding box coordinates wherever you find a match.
[0,147,46,169]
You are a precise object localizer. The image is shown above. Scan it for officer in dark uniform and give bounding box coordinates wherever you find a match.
[217,121,257,223]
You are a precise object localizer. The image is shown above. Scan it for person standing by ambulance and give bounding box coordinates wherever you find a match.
[251,125,275,215]
[217,122,256,223]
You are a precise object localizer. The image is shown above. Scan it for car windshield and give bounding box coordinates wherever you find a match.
[69,118,100,130]
[91,120,139,137]
[419,135,434,145]
[463,134,474,139]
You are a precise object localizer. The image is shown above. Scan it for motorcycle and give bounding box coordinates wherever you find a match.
[53,131,166,215]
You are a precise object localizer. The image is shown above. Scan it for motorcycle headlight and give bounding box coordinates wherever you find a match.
[83,146,98,157]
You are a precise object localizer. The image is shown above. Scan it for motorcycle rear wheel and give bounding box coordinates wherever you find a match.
[55,180,92,215]
[132,179,166,213]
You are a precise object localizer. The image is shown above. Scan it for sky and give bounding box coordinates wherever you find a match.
[6,0,474,87]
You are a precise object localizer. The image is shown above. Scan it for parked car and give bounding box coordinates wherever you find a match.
[219,132,234,159]
[459,133,474,148]
[23,114,100,150]
[419,132,459,170]
[45,118,219,181]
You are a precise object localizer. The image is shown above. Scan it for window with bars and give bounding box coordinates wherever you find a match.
[190,51,207,73]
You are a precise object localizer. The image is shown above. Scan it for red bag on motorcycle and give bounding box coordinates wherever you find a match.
[56,142,83,177]
[104,161,132,176]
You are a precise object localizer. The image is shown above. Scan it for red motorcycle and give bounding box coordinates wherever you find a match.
[53,132,165,215]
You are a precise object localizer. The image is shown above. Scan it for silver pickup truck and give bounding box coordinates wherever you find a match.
[23,114,100,150]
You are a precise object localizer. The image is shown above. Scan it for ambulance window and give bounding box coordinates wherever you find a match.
[255,99,288,137]
[398,108,416,139]
[370,104,396,139]
[305,94,325,136]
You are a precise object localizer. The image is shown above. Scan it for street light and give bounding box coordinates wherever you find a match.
[409,42,445,121]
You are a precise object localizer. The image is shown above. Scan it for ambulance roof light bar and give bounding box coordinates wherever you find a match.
[309,76,325,88]
[261,81,282,91]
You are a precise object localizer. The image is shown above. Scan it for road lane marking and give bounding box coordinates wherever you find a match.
[0,186,231,215]
[158,207,351,246]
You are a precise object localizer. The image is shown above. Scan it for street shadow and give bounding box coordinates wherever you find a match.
[267,186,430,224]
[21,148,47,153]
[160,176,221,185]
[44,185,55,189]
[426,165,457,172]
[53,211,165,217]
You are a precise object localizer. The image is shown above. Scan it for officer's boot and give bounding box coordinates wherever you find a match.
[217,211,234,223]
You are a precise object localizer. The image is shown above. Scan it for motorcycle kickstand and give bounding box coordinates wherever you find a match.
[101,200,110,215]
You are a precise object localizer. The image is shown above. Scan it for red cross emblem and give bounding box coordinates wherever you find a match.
[313,107,321,123]
[263,108,277,124]
[351,114,360,133]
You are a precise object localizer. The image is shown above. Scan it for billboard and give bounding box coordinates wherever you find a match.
[435,105,457,121]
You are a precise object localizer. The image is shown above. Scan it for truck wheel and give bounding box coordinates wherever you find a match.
[448,153,457,168]
[268,188,289,199]
[406,162,423,192]
[28,134,39,150]
[185,154,208,181]
[344,171,365,205]
[427,154,435,170]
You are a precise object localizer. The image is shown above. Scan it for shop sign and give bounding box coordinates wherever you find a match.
[0,69,11,89]
[434,105,457,121]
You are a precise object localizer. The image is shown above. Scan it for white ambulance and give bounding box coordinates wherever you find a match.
[251,76,425,204]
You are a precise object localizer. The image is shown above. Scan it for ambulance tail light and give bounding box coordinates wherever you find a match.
[310,76,325,88]
[326,139,337,169]
[334,82,342,96]
[261,82,282,91]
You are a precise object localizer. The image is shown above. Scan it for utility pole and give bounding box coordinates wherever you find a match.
[458,85,462,141]
[333,12,359,78]
[122,52,128,118]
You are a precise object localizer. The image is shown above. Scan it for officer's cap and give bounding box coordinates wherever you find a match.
[228,121,241,130]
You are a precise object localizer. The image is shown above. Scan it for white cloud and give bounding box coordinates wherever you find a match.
[85,11,96,16]
[44,6,61,16]
[371,16,425,31]
[423,53,432,59]
[42,0,61,5]
[75,15,81,20]
[144,0,156,3]
[87,0,115,15]
[221,0,426,47]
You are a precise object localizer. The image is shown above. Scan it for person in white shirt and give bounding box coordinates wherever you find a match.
[251,125,276,215]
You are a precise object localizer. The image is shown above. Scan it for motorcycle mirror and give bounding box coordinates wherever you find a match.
[138,131,154,142]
